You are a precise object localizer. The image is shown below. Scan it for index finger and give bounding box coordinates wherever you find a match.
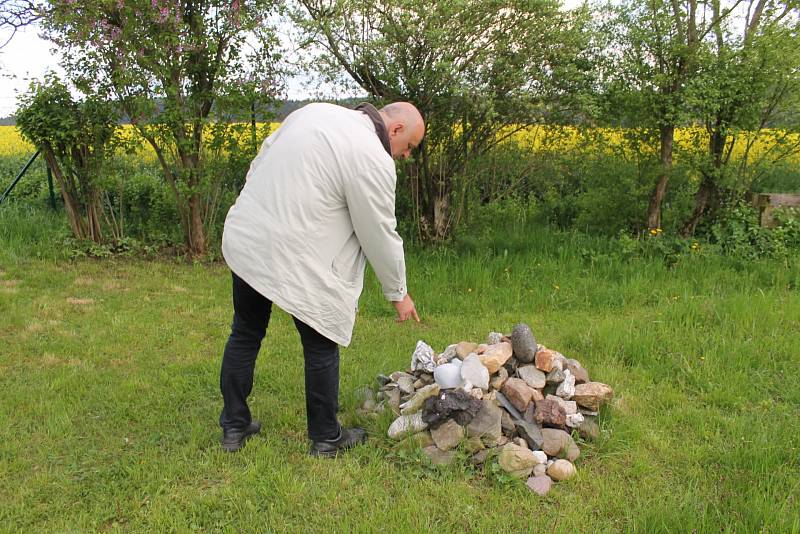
[412,307,420,322]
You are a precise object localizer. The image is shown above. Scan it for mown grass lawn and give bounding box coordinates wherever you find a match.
[1,209,799,532]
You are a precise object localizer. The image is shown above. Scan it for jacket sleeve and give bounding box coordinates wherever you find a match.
[344,164,407,301]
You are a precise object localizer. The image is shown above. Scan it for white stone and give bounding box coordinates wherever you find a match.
[566,413,585,428]
[556,369,576,399]
[563,401,578,415]
[411,340,436,373]
[387,412,428,440]
[532,450,548,464]
[461,354,490,390]
[433,361,464,389]
[487,331,504,344]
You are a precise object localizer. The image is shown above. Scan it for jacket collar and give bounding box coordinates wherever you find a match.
[355,103,392,157]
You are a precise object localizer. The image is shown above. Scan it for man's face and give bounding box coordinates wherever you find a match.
[388,121,425,160]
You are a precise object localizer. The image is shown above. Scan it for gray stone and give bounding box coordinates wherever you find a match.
[461,354,490,390]
[421,389,483,428]
[532,464,547,477]
[412,431,435,448]
[423,446,457,466]
[510,323,538,364]
[400,383,441,415]
[556,369,576,399]
[541,428,580,462]
[390,371,414,383]
[515,420,545,450]
[547,459,576,481]
[386,388,402,411]
[430,419,464,451]
[546,367,565,384]
[526,475,553,495]
[388,412,428,440]
[501,410,515,435]
[466,399,503,446]
[471,449,490,465]
[518,365,547,389]
[566,413,584,429]
[513,437,528,449]
[486,331,504,345]
[376,374,392,387]
[396,376,415,395]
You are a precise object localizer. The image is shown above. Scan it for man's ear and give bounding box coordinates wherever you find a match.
[390,123,405,137]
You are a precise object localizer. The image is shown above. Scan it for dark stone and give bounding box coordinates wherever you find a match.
[421,389,483,429]
[523,403,536,424]
[501,409,515,435]
[533,399,567,429]
[515,420,545,450]
[376,374,392,387]
[511,323,538,364]
[545,367,565,385]
[543,382,559,397]
[503,356,519,375]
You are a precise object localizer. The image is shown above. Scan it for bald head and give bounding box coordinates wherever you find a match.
[379,102,425,160]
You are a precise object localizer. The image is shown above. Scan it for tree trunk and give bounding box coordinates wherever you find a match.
[647,124,675,229]
[42,149,88,240]
[187,191,207,256]
[681,122,725,236]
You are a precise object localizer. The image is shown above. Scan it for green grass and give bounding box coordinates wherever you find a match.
[1,208,799,532]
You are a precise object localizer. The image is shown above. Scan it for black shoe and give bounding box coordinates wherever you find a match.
[309,427,368,458]
[221,420,261,452]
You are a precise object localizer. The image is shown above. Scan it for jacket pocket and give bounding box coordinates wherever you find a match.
[331,232,366,287]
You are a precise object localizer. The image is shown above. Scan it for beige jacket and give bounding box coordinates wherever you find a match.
[221,103,407,346]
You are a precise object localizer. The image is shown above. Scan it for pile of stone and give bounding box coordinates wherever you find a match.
[358,323,613,496]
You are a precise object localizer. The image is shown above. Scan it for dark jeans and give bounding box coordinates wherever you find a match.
[219,271,341,442]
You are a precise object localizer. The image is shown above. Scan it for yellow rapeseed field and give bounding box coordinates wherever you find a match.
[2,123,797,164]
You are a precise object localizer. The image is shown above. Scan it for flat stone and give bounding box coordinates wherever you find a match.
[390,371,414,383]
[526,475,553,495]
[534,398,567,429]
[433,361,464,389]
[572,382,613,411]
[547,459,576,481]
[490,367,509,390]
[556,370,576,399]
[501,378,535,412]
[422,389,483,428]
[532,464,547,477]
[397,375,415,395]
[388,412,428,440]
[565,359,590,384]
[400,383,441,415]
[535,346,565,373]
[498,443,538,478]
[430,419,464,451]
[541,428,580,462]
[545,367,565,384]
[515,420,545,450]
[478,342,513,374]
[423,445,457,466]
[518,365,546,389]
[511,323,538,363]
[523,403,536,423]
[455,341,478,359]
[466,399,503,446]
[461,354,490,390]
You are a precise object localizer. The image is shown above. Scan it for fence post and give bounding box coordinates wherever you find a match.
[0,150,41,205]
